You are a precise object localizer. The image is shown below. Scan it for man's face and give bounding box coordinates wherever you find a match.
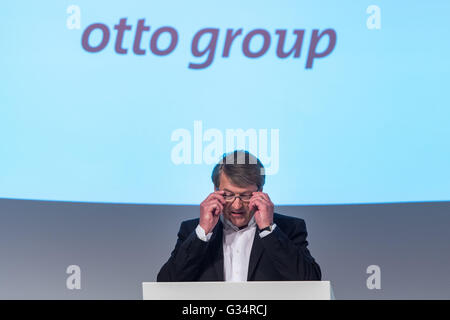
[217,173,259,228]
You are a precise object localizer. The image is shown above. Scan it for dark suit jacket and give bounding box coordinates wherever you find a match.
[157,213,321,281]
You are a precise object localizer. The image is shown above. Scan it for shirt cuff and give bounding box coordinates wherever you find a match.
[195,224,213,242]
[259,223,277,238]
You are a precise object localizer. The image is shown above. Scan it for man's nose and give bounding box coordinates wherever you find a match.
[231,197,243,209]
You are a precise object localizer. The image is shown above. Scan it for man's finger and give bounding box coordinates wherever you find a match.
[259,192,271,202]
[252,191,270,202]
[249,198,266,210]
[213,190,225,196]
[250,194,268,204]
[208,194,226,204]
[207,199,223,215]
[205,193,226,204]
[248,200,258,212]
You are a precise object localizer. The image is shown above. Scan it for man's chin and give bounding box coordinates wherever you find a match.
[228,215,248,228]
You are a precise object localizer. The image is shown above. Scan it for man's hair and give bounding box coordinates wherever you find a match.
[211,150,265,190]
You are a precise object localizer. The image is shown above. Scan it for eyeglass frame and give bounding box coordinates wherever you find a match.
[217,188,261,203]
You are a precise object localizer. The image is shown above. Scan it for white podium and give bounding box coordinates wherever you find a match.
[142,281,334,300]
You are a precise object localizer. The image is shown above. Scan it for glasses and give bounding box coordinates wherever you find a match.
[222,192,253,202]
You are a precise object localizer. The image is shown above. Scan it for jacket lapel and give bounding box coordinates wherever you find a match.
[211,220,224,281]
[247,229,264,280]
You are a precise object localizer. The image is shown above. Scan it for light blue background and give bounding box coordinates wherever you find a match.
[1,1,449,205]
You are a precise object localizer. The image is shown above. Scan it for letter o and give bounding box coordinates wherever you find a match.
[242,29,271,58]
[81,23,110,53]
[150,27,178,56]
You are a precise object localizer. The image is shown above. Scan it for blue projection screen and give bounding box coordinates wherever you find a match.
[1,1,449,205]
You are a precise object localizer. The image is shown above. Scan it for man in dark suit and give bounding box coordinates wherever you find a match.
[157,150,321,282]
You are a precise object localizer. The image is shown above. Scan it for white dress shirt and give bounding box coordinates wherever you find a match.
[195,215,277,281]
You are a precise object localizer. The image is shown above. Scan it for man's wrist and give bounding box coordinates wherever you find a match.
[196,224,213,242]
[258,223,277,238]
[199,222,212,234]
[258,222,274,232]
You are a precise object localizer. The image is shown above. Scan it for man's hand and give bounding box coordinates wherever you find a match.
[199,190,226,234]
[249,192,274,230]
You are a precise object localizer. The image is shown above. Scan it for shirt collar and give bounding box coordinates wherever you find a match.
[220,214,256,232]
